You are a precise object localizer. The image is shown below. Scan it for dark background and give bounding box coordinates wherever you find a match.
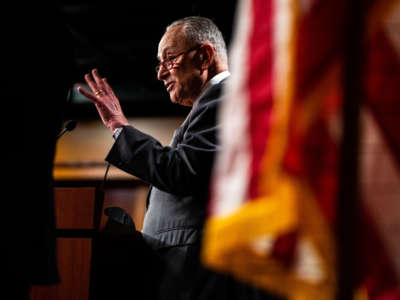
[58,0,238,118]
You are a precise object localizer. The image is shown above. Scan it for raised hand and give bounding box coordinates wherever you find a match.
[77,69,129,131]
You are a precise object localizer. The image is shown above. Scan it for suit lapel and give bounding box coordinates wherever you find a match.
[169,109,193,147]
[147,109,193,209]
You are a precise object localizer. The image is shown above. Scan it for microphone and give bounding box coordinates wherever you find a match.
[56,120,77,140]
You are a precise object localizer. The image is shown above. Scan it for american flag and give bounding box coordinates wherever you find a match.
[202,0,400,299]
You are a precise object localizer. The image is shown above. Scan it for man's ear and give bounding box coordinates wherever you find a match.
[198,44,214,70]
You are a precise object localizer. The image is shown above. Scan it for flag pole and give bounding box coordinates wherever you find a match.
[336,0,367,299]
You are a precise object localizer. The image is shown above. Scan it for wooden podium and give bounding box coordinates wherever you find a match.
[30,187,103,300]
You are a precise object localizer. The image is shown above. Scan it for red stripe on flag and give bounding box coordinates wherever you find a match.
[248,0,274,199]
[364,28,400,170]
[295,1,347,100]
[282,0,348,226]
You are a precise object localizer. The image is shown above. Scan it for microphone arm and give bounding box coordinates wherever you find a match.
[56,120,77,140]
[56,128,68,140]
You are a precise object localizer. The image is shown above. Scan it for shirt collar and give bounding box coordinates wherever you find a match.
[205,71,231,90]
[192,71,230,109]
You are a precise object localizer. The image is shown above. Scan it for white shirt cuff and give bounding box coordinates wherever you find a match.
[112,127,123,140]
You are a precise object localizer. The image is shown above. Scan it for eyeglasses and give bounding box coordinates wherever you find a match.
[155,45,201,73]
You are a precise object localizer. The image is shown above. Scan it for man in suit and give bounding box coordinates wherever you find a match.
[79,16,283,300]
[78,16,228,297]
[77,15,229,298]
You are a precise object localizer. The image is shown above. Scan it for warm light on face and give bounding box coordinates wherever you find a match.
[157,26,204,107]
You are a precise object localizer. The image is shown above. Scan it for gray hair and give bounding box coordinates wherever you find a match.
[166,16,228,64]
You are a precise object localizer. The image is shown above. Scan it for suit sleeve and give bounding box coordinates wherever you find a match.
[105,98,220,196]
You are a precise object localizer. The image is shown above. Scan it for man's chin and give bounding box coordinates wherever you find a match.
[169,92,177,103]
[169,96,185,106]
[169,93,193,107]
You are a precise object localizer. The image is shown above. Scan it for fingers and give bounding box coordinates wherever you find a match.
[84,69,106,95]
[77,86,99,104]
[79,68,118,107]
[92,69,107,92]
[84,73,99,96]
[102,78,117,99]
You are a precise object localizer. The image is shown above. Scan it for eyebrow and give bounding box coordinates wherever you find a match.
[157,47,173,61]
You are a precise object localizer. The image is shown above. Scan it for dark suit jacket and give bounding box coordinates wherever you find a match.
[104,77,287,300]
[105,79,224,291]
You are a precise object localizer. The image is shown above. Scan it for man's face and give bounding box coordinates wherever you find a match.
[157,26,203,107]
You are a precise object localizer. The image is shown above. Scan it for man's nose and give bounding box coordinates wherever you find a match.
[157,64,169,81]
